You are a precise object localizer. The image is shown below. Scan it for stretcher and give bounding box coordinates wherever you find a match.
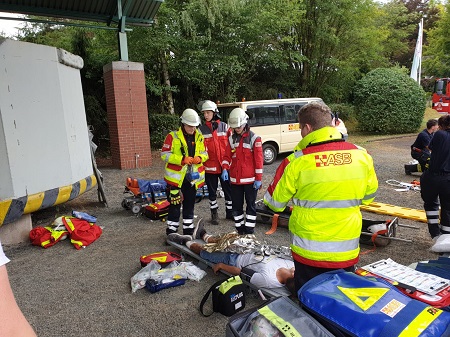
[166,239,292,299]
[255,200,413,244]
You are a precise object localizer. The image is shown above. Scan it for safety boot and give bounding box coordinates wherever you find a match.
[210,208,219,225]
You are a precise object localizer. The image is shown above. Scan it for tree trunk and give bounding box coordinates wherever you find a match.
[160,51,175,115]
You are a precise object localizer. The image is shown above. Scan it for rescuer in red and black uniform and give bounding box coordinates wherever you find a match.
[221,108,263,235]
[198,100,233,225]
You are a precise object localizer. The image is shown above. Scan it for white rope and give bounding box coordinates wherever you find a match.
[385,179,420,192]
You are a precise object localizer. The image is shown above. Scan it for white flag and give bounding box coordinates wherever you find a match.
[410,18,423,82]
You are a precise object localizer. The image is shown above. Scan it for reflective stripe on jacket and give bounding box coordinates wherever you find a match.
[161,127,208,189]
[264,127,378,268]
[62,217,102,250]
[29,226,68,248]
[199,121,230,174]
[222,129,263,185]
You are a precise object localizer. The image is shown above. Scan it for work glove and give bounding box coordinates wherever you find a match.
[182,156,194,165]
[253,180,262,190]
[192,156,202,164]
[221,169,229,181]
[169,189,182,205]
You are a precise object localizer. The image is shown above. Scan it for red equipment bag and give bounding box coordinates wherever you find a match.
[140,251,183,267]
[144,200,170,220]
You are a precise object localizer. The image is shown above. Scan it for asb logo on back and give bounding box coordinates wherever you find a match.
[315,153,352,167]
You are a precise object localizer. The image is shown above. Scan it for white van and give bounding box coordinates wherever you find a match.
[217,98,347,165]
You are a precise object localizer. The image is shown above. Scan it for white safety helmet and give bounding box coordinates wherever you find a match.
[228,108,249,128]
[180,108,201,126]
[201,100,218,113]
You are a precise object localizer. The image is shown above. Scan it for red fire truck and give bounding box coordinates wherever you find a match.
[432,78,450,114]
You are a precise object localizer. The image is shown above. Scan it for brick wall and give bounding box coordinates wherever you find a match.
[103,61,152,169]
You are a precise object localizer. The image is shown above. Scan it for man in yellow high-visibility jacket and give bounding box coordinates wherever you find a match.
[264,102,378,294]
[161,108,208,236]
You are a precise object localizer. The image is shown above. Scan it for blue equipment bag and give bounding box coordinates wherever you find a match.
[298,270,450,337]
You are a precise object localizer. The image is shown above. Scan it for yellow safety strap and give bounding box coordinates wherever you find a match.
[398,307,442,337]
[258,306,301,337]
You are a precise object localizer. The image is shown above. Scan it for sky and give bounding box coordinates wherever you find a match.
[0,13,25,37]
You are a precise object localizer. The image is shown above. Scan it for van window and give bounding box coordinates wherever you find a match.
[216,98,344,165]
[247,105,279,127]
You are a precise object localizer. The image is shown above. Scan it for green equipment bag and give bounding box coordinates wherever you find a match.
[200,276,246,317]
[225,296,335,337]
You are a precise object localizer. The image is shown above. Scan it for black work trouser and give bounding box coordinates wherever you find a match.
[231,183,257,234]
[420,171,450,238]
[205,173,232,215]
[166,179,197,235]
[293,260,356,295]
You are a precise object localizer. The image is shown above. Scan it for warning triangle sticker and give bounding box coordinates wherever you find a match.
[337,286,389,311]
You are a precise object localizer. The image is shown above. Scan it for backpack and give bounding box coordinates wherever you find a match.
[299,270,450,337]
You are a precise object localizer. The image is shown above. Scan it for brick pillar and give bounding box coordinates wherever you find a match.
[103,61,152,169]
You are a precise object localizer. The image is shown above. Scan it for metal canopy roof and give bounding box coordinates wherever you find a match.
[0,0,163,27]
[0,0,163,60]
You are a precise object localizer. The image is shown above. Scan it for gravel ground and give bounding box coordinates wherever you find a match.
[3,134,437,337]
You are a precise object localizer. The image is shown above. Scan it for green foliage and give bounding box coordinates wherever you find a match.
[328,103,356,123]
[84,95,107,140]
[353,68,426,134]
[149,114,180,149]
[423,3,450,77]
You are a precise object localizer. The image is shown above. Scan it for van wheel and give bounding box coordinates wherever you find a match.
[262,144,277,165]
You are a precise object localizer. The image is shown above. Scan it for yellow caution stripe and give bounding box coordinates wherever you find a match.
[0,174,97,227]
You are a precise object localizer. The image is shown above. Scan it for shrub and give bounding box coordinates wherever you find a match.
[353,68,426,134]
[328,103,356,123]
[149,114,180,149]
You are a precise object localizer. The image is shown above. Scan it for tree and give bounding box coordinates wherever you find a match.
[423,2,450,77]
[286,0,390,102]
[353,67,426,134]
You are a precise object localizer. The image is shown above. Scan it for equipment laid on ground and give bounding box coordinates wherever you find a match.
[145,278,186,293]
[122,177,209,216]
[122,177,167,214]
[255,200,413,244]
[386,179,421,192]
[143,200,170,221]
[299,270,450,337]
[360,201,427,223]
[200,276,246,317]
[356,258,450,309]
[140,251,182,267]
[226,296,335,337]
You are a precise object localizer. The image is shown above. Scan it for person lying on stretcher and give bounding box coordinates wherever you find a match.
[167,219,295,294]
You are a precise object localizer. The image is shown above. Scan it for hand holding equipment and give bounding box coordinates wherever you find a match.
[182,156,194,165]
